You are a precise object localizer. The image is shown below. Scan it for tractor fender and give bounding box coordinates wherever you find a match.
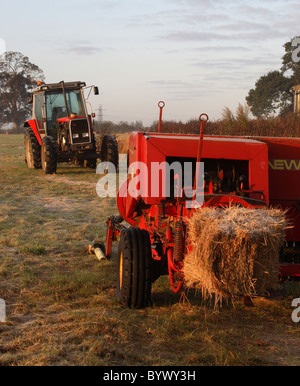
[117,179,138,226]
[24,120,42,145]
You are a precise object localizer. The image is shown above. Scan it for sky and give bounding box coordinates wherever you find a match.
[0,0,300,126]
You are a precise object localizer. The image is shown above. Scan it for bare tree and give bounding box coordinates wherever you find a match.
[0,52,44,131]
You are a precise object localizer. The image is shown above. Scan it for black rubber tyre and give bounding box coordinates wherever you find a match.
[86,159,97,168]
[78,159,97,168]
[80,134,98,169]
[101,135,119,170]
[24,128,41,169]
[41,136,57,174]
[117,227,152,308]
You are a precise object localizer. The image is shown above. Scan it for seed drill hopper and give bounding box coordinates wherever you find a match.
[99,102,300,308]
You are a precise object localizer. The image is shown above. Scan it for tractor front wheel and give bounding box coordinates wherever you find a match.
[117,227,152,308]
[24,128,41,169]
[41,136,57,174]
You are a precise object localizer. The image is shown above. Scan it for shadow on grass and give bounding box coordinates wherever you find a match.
[150,283,235,310]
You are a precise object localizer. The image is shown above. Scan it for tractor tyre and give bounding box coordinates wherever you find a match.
[83,134,98,169]
[86,159,97,168]
[101,135,119,171]
[79,159,97,168]
[117,227,152,308]
[41,136,57,174]
[24,128,41,169]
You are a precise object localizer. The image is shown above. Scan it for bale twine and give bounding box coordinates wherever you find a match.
[184,206,287,305]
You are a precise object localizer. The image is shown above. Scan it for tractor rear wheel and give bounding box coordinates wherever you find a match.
[101,135,118,170]
[117,227,152,308]
[41,136,57,174]
[24,128,41,169]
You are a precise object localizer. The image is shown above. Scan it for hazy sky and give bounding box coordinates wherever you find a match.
[0,0,299,125]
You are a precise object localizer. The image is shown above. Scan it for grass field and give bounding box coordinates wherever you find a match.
[0,134,300,366]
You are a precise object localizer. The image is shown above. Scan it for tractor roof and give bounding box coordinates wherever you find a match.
[31,81,86,93]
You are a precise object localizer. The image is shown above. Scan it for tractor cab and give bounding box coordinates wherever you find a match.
[30,81,98,144]
[44,87,86,138]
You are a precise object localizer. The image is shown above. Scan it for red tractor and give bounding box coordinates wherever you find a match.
[24,81,118,173]
[99,104,300,308]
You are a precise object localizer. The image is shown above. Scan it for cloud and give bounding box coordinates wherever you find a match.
[158,27,286,45]
[190,56,281,73]
[65,46,102,55]
[191,45,251,52]
[148,79,193,88]
[158,31,229,42]
[75,1,119,10]
[56,40,104,56]
[146,78,222,102]
[232,4,275,19]
[166,0,214,8]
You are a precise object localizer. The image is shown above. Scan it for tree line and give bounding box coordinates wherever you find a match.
[1,40,300,136]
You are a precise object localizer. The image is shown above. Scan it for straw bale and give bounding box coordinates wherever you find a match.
[184,206,287,305]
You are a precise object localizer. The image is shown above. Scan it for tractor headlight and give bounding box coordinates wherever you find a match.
[82,133,89,138]
[73,133,79,138]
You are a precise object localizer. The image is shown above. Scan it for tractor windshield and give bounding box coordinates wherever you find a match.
[45,89,86,134]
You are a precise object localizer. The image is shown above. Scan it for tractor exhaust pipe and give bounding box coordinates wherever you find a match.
[158,101,165,133]
[193,114,209,200]
[59,81,70,117]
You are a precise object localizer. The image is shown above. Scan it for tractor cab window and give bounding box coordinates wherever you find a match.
[34,93,44,130]
[45,90,86,137]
